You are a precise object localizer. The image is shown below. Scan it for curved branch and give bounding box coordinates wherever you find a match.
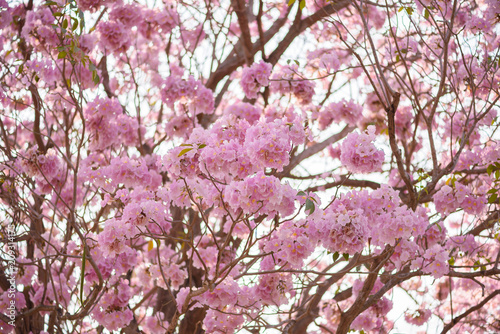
[441,289,500,334]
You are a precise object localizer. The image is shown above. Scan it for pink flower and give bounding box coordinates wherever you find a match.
[405,308,431,326]
[340,126,384,174]
[320,51,341,72]
[241,61,272,98]
[97,21,131,54]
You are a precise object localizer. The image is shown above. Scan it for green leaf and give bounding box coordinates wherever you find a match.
[488,193,498,204]
[92,71,100,85]
[80,247,86,304]
[495,169,500,180]
[398,6,404,12]
[58,51,67,59]
[299,0,306,10]
[405,7,414,15]
[448,257,455,266]
[297,191,306,197]
[18,64,23,74]
[342,253,349,261]
[198,144,207,149]
[288,0,296,6]
[435,223,442,233]
[53,12,63,17]
[424,9,430,19]
[62,18,68,30]
[487,164,495,176]
[178,147,194,157]
[72,19,79,31]
[305,198,315,215]
[332,251,340,262]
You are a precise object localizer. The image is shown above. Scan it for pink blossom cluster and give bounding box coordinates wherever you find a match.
[16,146,70,198]
[244,119,294,172]
[340,126,384,174]
[262,220,316,268]
[77,0,112,12]
[85,234,139,283]
[320,51,341,72]
[349,279,393,332]
[161,75,214,115]
[197,277,252,309]
[312,207,369,254]
[144,246,187,290]
[84,97,139,150]
[91,156,162,189]
[404,308,432,326]
[97,21,131,54]
[309,185,428,254]
[254,257,295,306]
[317,99,364,128]
[164,115,194,139]
[92,279,134,331]
[97,218,134,258]
[270,64,315,104]
[412,244,450,278]
[224,102,262,124]
[21,7,54,38]
[138,7,179,37]
[224,172,296,217]
[240,60,272,99]
[164,114,306,182]
[122,199,171,232]
[25,59,59,87]
[448,235,479,256]
[203,308,245,333]
[109,3,142,28]
[434,183,486,215]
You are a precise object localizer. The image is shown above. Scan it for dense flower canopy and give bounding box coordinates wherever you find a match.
[0,0,499,333]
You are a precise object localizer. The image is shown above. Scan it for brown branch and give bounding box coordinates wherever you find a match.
[441,289,500,334]
[279,125,354,178]
[467,211,500,236]
[290,254,361,334]
[386,92,417,209]
[231,0,254,65]
[336,247,393,334]
[305,177,381,192]
[28,84,45,153]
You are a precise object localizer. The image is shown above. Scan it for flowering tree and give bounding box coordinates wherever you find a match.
[0,0,499,333]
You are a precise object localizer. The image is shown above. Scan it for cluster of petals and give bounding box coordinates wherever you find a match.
[224,102,262,124]
[317,99,363,128]
[240,60,272,99]
[411,243,450,278]
[84,97,139,150]
[404,308,432,326]
[340,125,384,174]
[254,257,295,306]
[309,185,428,254]
[270,64,315,105]
[161,75,214,116]
[91,279,134,331]
[262,220,315,268]
[224,172,296,217]
[97,20,131,54]
[164,114,306,182]
[434,183,486,215]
